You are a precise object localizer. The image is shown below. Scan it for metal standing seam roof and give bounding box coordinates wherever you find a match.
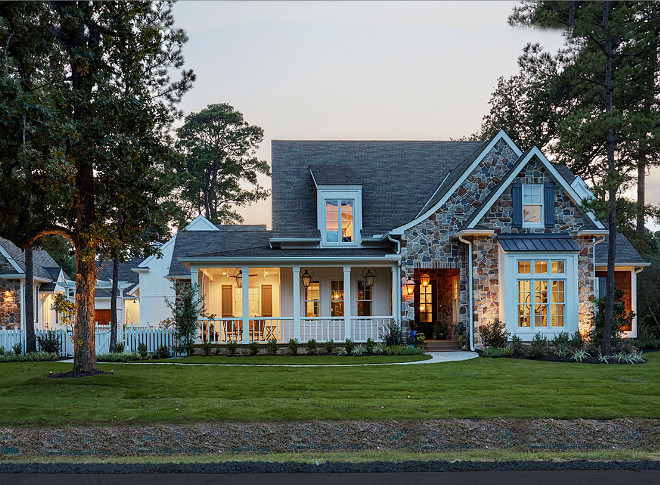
[497,234,580,252]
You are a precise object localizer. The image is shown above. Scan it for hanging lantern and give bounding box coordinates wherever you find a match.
[233,268,243,288]
[405,278,415,295]
[362,268,376,288]
[300,268,313,288]
[420,273,431,287]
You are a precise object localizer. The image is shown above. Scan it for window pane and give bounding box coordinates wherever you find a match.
[341,200,353,242]
[552,261,564,273]
[552,280,564,303]
[535,261,547,274]
[304,282,320,317]
[523,185,542,204]
[535,280,548,303]
[357,280,373,317]
[518,261,531,274]
[524,205,542,223]
[535,304,547,327]
[518,280,531,304]
[326,200,339,242]
[330,280,344,317]
[518,304,531,327]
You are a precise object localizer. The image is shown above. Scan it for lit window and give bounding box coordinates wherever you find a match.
[357,280,373,317]
[523,185,542,224]
[419,284,433,323]
[516,259,566,328]
[304,282,320,317]
[330,280,344,316]
[325,199,354,243]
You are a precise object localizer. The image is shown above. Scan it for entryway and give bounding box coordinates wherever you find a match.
[413,268,461,344]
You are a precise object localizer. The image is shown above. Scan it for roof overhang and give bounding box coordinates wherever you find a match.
[454,229,495,238]
[179,254,401,268]
[577,229,610,236]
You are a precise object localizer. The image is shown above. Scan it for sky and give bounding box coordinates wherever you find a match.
[172,1,658,228]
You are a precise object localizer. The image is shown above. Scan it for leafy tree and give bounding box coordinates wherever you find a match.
[165,283,210,356]
[0,2,193,373]
[588,289,634,351]
[176,103,270,225]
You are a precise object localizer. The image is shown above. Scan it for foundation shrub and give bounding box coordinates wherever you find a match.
[137,343,148,359]
[324,340,334,354]
[287,338,299,356]
[352,344,366,356]
[365,338,375,352]
[344,338,354,354]
[201,342,213,356]
[482,347,513,358]
[479,319,508,349]
[153,346,171,359]
[529,332,548,358]
[306,339,317,355]
[37,331,61,355]
[248,341,260,356]
[266,338,278,355]
[226,340,238,356]
[510,335,524,355]
[380,321,405,347]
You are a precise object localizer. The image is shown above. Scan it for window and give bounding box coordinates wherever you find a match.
[330,280,344,316]
[325,199,354,243]
[516,259,566,329]
[419,284,433,323]
[522,185,543,225]
[451,276,459,323]
[304,282,320,317]
[234,287,260,316]
[357,280,373,317]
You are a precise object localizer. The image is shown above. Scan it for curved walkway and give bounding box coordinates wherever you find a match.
[87,351,478,368]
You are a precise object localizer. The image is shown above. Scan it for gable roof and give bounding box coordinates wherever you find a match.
[271,139,486,238]
[96,257,143,297]
[0,237,62,281]
[169,226,272,276]
[310,165,361,186]
[595,233,647,266]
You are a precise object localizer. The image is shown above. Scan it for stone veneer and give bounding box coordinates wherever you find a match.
[400,141,597,345]
[0,253,21,329]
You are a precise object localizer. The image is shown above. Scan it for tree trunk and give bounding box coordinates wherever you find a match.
[637,154,645,237]
[602,1,616,356]
[110,257,119,353]
[24,248,36,353]
[73,245,98,373]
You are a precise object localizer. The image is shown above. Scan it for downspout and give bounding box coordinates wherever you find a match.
[387,234,402,326]
[458,234,474,351]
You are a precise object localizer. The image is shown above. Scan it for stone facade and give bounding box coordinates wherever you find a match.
[400,141,598,345]
[0,279,21,329]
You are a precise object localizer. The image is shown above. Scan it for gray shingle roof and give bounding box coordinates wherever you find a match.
[95,257,143,297]
[271,140,485,238]
[0,237,61,281]
[555,165,577,184]
[192,247,394,259]
[170,228,273,276]
[595,233,647,266]
[310,165,361,186]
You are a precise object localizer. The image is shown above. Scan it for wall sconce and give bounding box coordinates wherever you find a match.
[362,268,376,288]
[232,268,243,288]
[300,268,313,289]
[420,273,431,287]
[405,278,415,295]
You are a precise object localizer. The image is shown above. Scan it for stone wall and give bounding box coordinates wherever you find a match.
[0,279,21,329]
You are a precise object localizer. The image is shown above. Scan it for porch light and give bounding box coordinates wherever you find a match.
[405,278,415,295]
[420,273,431,287]
[300,268,313,288]
[362,268,376,288]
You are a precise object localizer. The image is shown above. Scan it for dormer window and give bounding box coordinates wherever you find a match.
[325,199,354,243]
[522,185,543,226]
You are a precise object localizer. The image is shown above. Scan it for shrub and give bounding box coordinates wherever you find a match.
[482,347,512,358]
[153,346,171,359]
[12,343,22,356]
[324,340,334,354]
[589,289,634,350]
[551,332,570,348]
[352,344,366,356]
[380,321,405,347]
[365,338,375,353]
[166,282,211,356]
[415,332,425,347]
[569,331,584,350]
[510,334,523,355]
[386,345,402,356]
[137,343,148,359]
[287,338,299,356]
[344,338,354,354]
[266,339,278,355]
[529,332,548,358]
[479,319,508,348]
[372,342,386,354]
[227,340,238,356]
[96,352,140,362]
[336,346,348,356]
[0,347,5,355]
[572,348,590,363]
[115,342,125,354]
[553,345,568,358]
[399,345,425,355]
[37,331,61,355]
[307,339,317,356]
[248,341,260,356]
[0,351,58,363]
[201,342,213,356]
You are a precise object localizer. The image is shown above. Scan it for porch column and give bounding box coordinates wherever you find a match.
[241,266,250,344]
[292,266,300,341]
[190,266,199,343]
[344,266,352,340]
[391,266,397,320]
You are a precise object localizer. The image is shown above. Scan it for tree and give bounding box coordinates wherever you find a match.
[176,103,270,225]
[109,257,120,354]
[166,283,209,356]
[24,248,35,353]
[0,2,193,373]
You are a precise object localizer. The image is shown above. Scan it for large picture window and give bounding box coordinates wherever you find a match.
[516,259,566,328]
[325,199,354,243]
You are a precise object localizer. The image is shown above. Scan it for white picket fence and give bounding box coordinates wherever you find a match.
[0,326,182,357]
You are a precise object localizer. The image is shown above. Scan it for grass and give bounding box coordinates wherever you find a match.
[0,352,658,425]
[2,449,659,464]
[151,354,431,365]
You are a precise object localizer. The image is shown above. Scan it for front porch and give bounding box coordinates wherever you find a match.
[192,264,399,344]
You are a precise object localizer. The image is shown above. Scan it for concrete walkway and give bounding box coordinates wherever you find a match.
[69,351,478,368]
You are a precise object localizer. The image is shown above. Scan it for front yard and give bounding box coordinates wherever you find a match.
[0,352,658,426]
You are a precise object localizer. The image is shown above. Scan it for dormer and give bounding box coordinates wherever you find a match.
[310,165,362,247]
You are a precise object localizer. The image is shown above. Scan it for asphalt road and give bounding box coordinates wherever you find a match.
[1,470,659,485]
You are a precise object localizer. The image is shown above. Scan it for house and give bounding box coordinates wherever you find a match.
[0,237,68,335]
[133,130,648,348]
[94,258,142,327]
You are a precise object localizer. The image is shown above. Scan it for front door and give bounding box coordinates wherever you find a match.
[415,280,435,337]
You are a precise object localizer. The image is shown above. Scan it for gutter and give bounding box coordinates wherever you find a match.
[457,234,475,351]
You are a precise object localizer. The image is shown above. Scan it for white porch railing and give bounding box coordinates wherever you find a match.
[301,317,345,342]
[351,317,392,342]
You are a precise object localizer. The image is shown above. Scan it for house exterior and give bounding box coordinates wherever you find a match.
[93,258,142,327]
[132,130,648,348]
[0,237,68,336]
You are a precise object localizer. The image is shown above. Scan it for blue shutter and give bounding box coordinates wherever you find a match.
[512,183,522,228]
[544,183,555,228]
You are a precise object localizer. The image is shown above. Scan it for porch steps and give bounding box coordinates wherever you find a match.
[425,339,460,352]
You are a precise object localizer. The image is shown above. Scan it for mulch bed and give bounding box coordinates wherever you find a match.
[49,370,110,379]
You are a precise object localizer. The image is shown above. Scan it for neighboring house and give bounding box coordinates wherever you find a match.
[94,258,142,327]
[0,237,68,333]
[132,130,648,348]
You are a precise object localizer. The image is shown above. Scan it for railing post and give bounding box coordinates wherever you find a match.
[344,266,351,341]
[293,266,300,342]
[241,266,250,344]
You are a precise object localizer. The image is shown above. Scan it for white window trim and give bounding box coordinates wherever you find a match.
[522,184,544,228]
[502,251,578,336]
[356,279,374,317]
[317,187,362,247]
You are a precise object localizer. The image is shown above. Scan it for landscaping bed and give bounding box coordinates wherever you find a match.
[149,354,432,365]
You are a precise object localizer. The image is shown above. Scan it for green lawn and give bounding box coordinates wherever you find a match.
[150,354,431,365]
[0,353,658,426]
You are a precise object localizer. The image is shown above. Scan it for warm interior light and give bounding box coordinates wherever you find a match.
[405,279,415,295]
[420,273,431,287]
